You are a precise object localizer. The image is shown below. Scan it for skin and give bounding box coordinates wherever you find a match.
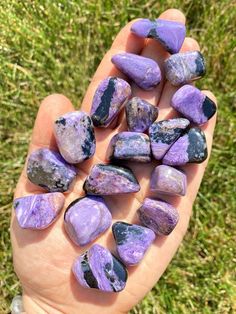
[11,9,217,314]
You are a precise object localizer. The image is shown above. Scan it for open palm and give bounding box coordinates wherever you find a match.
[11,9,217,314]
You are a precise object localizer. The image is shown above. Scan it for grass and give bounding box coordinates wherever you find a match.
[0,0,235,313]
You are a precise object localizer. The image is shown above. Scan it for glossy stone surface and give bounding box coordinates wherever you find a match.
[27,148,77,192]
[137,198,179,235]
[150,165,187,196]
[111,53,161,90]
[112,221,155,266]
[163,127,208,165]
[149,118,190,160]
[125,97,158,132]
[72,244,128,292]
[131,18,186,54]
[90,76,131,127]
[64,196,112,246]
[13,193,65,229]
[84,164,140,195]
[171,85,217,125]
[54,111,96,164]
[165,51,206,86]
[108,132,151,163]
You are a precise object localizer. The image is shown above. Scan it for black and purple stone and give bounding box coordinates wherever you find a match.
[27,148,77,192]
[112,221,155,266]
[72,244,128,292]
[149,118,190,160]
[125,97,158,133]
[163,127,208,166]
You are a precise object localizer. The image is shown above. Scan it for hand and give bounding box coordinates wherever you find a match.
[11,8,217,314]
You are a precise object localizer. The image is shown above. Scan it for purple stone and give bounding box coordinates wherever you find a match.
[149,118,190,160]
[64,196,112,246]
[83,164,140,195]
[125,97,158,132]
[108,132,151,163]
[72,244,127,292]
[165,51,206,86]
[171,85,217,125]
[54,111,96,164]
[111,53,161,90]
[112,221,155,266]
[131,18,186,54]
[90,76,131,127]
[163,127,208,166]
[27,148,77,192]
[137,198,179,235]
[13,193,65,229]
[150,165,187,196]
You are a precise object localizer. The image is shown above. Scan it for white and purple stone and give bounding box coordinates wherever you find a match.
[163,127,208,166]
[72,244,128,292]
[125,97,158,132]
[54,111,96,164]
[13,193,65,229]
[90,76,131,127]
[83,164,140,195]
[112,221,155,266]
[137,198,179,235]
[27,148,77,192]
[171,85,217,125]
[165,51,206,86]
[64,196,112,246]
[131,18,186,54]
[150,165,187,196]
[108,132,151,163]
[149,118,190,160]
[111,53,161,90]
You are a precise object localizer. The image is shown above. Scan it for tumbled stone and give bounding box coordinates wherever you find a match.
[163,127,208,165]
[108,132,151,163]
[131,18,186,54]
[149,118,190,160]
[90,76,131,127]
[111,53,161,90]
[64,196,112,246]
[150,165,187,196]
[54,111,96,164]
[112,221,155,266]
[171,85,217,125]
[83,164,140,195]
[165,51,206,86]
[13,193,65,229]
[125,97,158,132]
[27,148,77,192]
[72,243,128,292]
[137,198,179,235]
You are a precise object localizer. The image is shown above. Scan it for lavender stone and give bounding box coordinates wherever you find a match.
[90,76,131,127]
[111,53,161,90]
[27,148,77,192]
[163,127,208,166]
[112,221,155,266]
[171,85,217,125]
[138,198,179,235]
[131,18,186,54]
[150,165,187,196]
[108,132,151,163]
[64,196,112,246]
[125,97,158,132]
[72,244,127,292]
[54,111,95,164]
[149,118,190,160]
[165,51,206,86]
[84,164,140,195]
[13,193,65,229]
